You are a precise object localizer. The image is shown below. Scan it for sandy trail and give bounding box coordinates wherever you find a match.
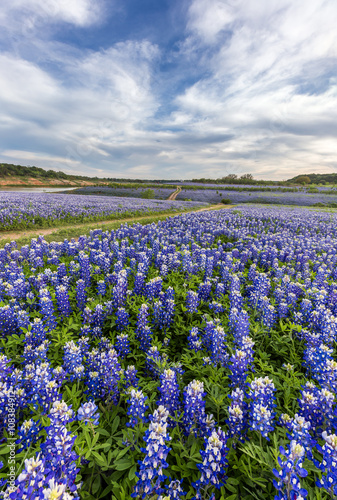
[168,186,182,200]
[0,204,232,242]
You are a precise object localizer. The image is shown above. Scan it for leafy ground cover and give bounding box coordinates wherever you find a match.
[0,192,206,231]
[0,206,337,499]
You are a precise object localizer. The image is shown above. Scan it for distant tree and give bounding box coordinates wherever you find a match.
[240,173,254,180]
[295,175,311,185]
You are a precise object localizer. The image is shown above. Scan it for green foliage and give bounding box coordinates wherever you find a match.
[140,189,155,199]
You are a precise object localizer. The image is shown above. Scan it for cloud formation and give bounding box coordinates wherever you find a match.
[0,0,336,179]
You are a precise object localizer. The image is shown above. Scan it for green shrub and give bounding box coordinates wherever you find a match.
[221,198,231,204]
[140,188,155,199]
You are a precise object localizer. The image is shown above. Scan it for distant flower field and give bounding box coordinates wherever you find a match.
[70,186,175,199]
[176,188,337,206]
[0,206,337,499]
[0,192,206,230]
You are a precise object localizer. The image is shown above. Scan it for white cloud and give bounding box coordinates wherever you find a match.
[0,0,103,29]
[167,0,337,178]
[186,0,234,43]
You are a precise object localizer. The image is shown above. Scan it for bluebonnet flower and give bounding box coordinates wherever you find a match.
[203,319,220,352]
[229,290,244,310]
[197,281,212,302]
[63,341,84,382]
[78,401,100,426]
[26,318,47,347]
[23,340,50,365]
[303,342,333,386]
[187,327,203,352]
[314,432,337,497]
[85,347,121,403]
[209,325,228,367]
[75,279,87,310]
[16,309,30,330]
[116,307,130,332]
[298,382,324,436]
[229,349,250,389]
[182,250,193,274]
[182,380,206,437]
[6,454,46,499]
[186,290,200,313]
[136,304,153,351]
[193,428,229,499]
[208,301,224,314]
[233,310,250,342]
[273,441,308,500]
[16,418,42,452]
[39,288,57,331]
[227,388,248,444]
[278,301,289,319]
[283,414,315,460]
[126,389,148,427]
[153,300,165,329]
[124,365,139,389]
[145,277,163,300]
[55,284,72,317]
[215,282,225,299]
[23,361,59,411]
[79,251,91,286]
[261,299,277,330]
[158,369,180,417]
[7,400,80,499]
[248,376,276,440]
[228,307,241,334]
[97,279,106,296]
[112,270,128,308]
[132,406,171,499]
[134,272,145,295]
[116,333,131,359]
[160,479,186,499]
[92,303,105,328]
[249,404,274,439]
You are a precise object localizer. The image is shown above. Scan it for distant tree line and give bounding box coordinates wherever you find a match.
[190,174,277,185]
[1,162,336,186]
[0,163,108,182]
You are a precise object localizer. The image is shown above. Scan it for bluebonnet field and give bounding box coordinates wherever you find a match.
[69,186,175,200]
[1,206,337,499]
[176,182,337,192]
[177,189,337,206]
[0,192,206,231]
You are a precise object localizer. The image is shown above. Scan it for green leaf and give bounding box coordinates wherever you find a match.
[128,464,137,480]
[111,416,120,435]
[114,458,133,471]
[92,475,101,495]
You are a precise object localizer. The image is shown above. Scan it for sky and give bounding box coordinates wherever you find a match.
[0,0,336,180]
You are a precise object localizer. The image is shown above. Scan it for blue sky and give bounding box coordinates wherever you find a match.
[0,0,336,180]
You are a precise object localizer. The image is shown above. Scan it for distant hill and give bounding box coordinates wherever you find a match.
[0,162,179,186]
[0,162,105,186]
[286,173,337,185]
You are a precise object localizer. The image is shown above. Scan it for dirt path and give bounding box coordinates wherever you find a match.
[0,204,232,243]
[168,186,182,200]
